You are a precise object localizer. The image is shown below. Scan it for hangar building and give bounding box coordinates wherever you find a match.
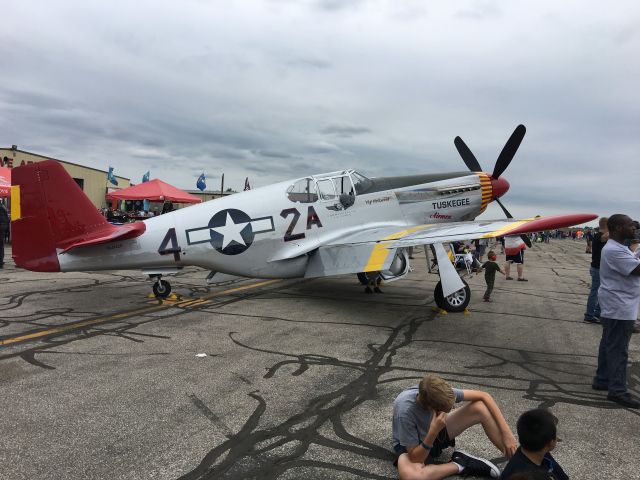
[1,145,130,209]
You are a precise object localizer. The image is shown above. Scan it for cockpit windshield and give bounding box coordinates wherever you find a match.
[286,177,318,203]
[351,171,373,195]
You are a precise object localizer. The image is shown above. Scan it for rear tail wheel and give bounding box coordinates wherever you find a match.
[153,279,172,299]
[434,279,470,312]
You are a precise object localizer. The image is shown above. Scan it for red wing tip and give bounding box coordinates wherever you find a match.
[508,213,598,236]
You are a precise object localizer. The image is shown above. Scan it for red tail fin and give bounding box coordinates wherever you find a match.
[12,161,144,272]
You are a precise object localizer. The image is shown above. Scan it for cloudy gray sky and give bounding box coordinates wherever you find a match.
[1,0,638,222]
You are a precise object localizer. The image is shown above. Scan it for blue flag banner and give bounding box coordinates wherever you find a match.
[196,172,206,191]
[142,171,150,183]
[143,199,150,212]
[107,166,118,186]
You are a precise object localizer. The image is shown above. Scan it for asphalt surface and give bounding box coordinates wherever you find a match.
[1,240,638,480]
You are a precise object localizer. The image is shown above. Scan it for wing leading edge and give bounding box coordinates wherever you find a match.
[307,213,597,275]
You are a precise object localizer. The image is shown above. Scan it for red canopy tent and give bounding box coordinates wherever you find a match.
[106,179,201,203]
[0,166,10,197]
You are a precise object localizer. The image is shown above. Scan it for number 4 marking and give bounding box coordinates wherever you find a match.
[158,228,181,261]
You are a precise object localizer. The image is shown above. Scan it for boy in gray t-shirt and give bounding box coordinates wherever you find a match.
[392,374,517,480]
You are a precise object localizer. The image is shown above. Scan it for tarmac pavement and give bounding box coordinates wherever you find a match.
[0,240,638,479]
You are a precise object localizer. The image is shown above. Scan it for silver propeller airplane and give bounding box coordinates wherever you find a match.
[10,125,596,311]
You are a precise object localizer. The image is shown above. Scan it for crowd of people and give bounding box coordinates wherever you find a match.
[100,201,175,223]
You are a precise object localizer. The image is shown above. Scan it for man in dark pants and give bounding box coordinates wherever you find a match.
[583,217,608,323]
[592,214,640,408]
[0,201,9,268]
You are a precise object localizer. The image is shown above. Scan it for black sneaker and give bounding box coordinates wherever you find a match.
[607,393,640,409]
[583,317,600,324]
[364,287,373,294]
[451,450,500,478]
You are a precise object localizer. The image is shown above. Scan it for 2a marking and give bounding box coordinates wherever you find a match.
[280,207,323,242]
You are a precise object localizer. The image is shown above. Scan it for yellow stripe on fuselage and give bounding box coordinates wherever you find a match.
[10,185,21,221]
[364,224,433,271]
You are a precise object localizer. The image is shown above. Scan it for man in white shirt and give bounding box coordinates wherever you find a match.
[504,235,527,281]
[592,214,640,409]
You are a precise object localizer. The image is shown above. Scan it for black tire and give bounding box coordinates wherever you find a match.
[434,279,470,312]
[153,279,172,298]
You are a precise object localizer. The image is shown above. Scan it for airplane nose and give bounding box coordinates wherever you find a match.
[490,177,509,199]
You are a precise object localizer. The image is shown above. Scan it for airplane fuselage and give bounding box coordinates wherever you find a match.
[57,170,492,278]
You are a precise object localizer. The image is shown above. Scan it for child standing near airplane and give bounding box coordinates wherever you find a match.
[480,251,505,302]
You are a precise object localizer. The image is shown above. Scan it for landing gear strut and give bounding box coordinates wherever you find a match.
[151,276,172,299]
[434,279,470,312]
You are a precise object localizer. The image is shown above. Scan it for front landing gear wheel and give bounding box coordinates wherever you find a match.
[153,279,172,299]
[434,279,470,312]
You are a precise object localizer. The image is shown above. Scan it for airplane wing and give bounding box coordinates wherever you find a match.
[304,213,596,277]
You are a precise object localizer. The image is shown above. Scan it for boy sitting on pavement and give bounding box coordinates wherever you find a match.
[500,409,568,480]
[392,374,517,480]
[479,250,505,302]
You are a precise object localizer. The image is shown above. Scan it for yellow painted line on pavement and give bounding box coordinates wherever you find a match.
[0,279,282,347]
[0,305,165,346]
[150,279,282,306]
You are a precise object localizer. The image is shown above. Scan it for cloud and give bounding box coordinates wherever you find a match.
[321,124,372,137]
[285,57,332,69]
[455,2,501,20]
[0,0,637,205]
[313,0,366,12]
[251,150,294,159]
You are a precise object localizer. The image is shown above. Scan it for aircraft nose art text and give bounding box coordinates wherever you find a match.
[185,208,275,255]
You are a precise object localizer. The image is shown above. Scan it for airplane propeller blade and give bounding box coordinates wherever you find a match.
[454,136,483,172]
[495,198,532,247]
[495,198,512,218]
[492,124,526,179]
[455,125,530,247]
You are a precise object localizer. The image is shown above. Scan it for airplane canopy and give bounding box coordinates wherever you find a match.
[106,179,201,203]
